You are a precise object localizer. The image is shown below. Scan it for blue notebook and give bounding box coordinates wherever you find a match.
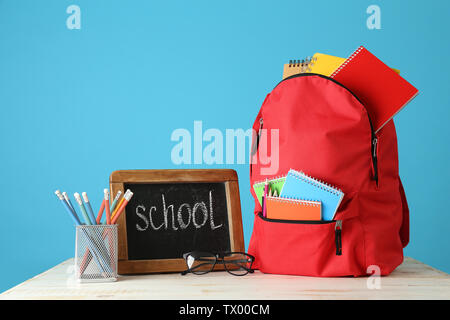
[279,169,344,221]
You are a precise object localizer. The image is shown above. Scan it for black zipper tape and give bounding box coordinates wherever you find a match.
[257,213,335,224]
[274,73,379,185]
[251,118,263,156]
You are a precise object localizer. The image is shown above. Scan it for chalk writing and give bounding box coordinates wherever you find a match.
[135,191,223,232]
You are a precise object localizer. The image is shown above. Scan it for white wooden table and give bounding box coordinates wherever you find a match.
[1,257,449,300]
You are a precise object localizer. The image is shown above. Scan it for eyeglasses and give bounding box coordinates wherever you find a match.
[181,251,255,276]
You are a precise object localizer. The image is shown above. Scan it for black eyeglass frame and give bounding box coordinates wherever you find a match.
[181,251,255,276]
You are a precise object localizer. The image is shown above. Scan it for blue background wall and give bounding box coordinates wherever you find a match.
[1,0,449,292]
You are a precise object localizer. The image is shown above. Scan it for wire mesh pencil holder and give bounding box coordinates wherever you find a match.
[75,224,118,283]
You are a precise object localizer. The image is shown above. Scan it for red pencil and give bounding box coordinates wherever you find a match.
[96,199,105,224]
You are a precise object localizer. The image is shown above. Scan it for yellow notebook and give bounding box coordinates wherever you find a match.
[307,53,347,77]
[282,53,400,79]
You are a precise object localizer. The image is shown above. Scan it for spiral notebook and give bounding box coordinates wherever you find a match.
[265,196,321,221]
[330,46,418,133]
[280,169,344,221]
[282,52,400,79]
[253,175,286,206]
[282,54,346,79]
[282,58,313,79]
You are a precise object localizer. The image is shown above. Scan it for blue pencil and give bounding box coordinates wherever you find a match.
[62,192,76,214]
[54,190,111,275]
[110,190,122,212]
[74,193,93,225]
[82,192,97,225]
[56,190,81,225]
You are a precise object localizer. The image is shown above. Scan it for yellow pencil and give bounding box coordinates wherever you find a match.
[111,195,125,219]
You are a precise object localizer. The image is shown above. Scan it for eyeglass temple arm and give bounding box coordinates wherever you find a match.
[220,258,255,271]
[180,261,215,275]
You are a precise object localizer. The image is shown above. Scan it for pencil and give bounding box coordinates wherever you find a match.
[96,199,105,224]
[74,193,92,225]
[111,190,133,224]
[55,190,81,225]
[110,190,122,212]
[104,189,111,225]
[62,192,76,213]
[262,179,268,217]
[82,192,97,225]
[111,193,126,220]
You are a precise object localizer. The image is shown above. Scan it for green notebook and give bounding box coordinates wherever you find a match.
[253,175,287,206]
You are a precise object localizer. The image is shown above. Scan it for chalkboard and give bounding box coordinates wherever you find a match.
[125,182,231,260]
[110,169,244,274]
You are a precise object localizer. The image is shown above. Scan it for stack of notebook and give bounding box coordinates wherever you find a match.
[282,52,400,79]
[282,46,418,133]
[253,169,344,221]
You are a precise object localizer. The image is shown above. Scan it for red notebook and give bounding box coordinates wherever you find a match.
[331,46,418,132]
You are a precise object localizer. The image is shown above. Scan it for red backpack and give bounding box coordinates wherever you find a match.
[248,74,409,277]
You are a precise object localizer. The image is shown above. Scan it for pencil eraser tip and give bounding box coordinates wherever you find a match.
[124,190,134,200]
[82,192,89,202]
[104,188,109,200]
[74,193,83,205]
[54,190,64,200]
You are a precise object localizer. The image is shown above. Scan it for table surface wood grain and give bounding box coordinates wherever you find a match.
[1,257,449,300]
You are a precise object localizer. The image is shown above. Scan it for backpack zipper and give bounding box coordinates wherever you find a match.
[372,137,378,184]
[275,73,379,185]
[251,118,264,156]
[335,220,342,256]
[258,213,343,256]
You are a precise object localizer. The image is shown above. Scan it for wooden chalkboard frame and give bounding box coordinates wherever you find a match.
[110,169,244,274]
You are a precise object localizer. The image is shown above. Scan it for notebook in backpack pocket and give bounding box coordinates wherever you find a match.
[265,196,321,221]
[280,169,344,221]
[253,175,286,206]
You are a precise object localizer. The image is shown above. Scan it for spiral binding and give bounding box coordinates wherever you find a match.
[288,169,343,197]
[266,195,320,207]
[330,46,364,78]
[288,57,316,73]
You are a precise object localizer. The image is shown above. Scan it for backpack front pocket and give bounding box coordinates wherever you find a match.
[253,213,366,277]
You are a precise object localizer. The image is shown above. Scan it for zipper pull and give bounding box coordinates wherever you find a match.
[258,118,264,136]
[372,137,378,158]
[335,220,342,256]
[251,118,264,156]
[372,137,379,185]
